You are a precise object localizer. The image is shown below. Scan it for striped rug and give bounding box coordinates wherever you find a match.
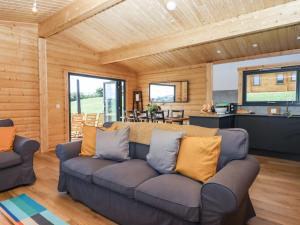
[0,194,69,225]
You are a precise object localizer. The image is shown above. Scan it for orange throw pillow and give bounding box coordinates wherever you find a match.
[0,126,16,152]
[80,124,117,156]
[175,136,222,183]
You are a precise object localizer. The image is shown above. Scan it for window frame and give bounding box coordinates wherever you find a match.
[242,66,300,106]
[291,72,297,82]
[252,75,261,86]
[276,74,284,85]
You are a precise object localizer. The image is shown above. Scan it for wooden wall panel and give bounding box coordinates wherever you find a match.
[46,34,136,151]
[137,64,209,116]
[0,21,39,140]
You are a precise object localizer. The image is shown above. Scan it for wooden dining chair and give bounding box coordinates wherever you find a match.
[152,111,165,123]
[85,113,97,126]
[170,110,184,118]
[167,110,185,125]
[97,113,105,127]
[71,113,84,139]
[125,111,137,122]
[137,111,149,122]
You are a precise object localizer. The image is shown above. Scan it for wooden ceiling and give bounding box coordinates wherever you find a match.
[60,0,293,52]
[0,0,74,23]
[1,0,300,73]
[119,24,300,73]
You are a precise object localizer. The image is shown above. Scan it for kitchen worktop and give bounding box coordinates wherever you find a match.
[191,113,300,118]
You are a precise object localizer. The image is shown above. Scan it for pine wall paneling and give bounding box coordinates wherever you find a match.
[46,35,137,151]
[0,21,39,141]
[137,64,210,117]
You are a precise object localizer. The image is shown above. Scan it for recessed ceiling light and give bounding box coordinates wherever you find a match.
[32,0,37,13]
[216,50,221,54]
[297,36,300,40]
[252,43,258,48]
[166,1,177,11]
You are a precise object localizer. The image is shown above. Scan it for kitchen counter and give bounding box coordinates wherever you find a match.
[193,113,300,118]
[190,113,300,160]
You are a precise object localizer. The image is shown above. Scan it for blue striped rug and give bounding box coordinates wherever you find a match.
[0,194,69,225]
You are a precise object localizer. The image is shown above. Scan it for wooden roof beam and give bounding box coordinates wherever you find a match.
[99,0,300,64]
[39,0,124,38]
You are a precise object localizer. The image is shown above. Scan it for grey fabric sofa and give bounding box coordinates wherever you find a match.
[56,127,260,225]
[0,119,40,192]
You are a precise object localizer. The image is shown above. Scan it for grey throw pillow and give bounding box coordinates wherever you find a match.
[146,128,184,174]
[95,126,130,161]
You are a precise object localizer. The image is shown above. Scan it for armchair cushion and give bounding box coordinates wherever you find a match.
[135,174,202,222]
[0,151,22,169]
[0,127,16,151]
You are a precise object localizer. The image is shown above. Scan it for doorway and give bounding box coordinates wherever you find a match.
[68,73,125,140]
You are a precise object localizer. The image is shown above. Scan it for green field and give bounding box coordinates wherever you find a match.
[247,91,296,102]
[71,97,104,114]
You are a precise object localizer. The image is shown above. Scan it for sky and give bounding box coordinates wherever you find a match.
[150,84,175,98]
[69,75,112,94]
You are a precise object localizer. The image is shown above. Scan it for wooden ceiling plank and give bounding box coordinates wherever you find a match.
[38,0,124,38]
[99,0,300,64]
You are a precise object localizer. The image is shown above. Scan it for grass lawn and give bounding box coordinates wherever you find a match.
[71,97,104,114]
[247,91,296,102]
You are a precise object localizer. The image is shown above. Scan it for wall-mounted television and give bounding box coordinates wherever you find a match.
[149,81,188,103]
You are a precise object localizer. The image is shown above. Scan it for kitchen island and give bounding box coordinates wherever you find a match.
[190,113,300,160]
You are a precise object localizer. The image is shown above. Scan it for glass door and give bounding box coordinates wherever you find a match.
[68,73,125,140]
[104,81,117,122]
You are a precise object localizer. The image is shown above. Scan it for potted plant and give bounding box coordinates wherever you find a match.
[147,103,161,116]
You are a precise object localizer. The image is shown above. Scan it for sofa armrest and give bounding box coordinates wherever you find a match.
[13,135,40,161]
[55,141,82,162]
[201,155,260,214]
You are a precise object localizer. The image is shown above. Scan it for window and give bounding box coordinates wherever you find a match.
[276,74,284,84]
[291,72,297,81]
[252,75,261,86]
[243,66,300,105]
[149,84,175,103]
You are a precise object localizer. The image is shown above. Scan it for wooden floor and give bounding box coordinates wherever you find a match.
[1,153,300,225]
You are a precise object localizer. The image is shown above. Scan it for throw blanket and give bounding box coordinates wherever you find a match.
[114,122,218,145]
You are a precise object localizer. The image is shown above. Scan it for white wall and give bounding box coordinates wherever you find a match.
[212,53,300,91]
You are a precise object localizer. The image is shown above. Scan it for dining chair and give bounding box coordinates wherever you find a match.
[170,110,184,118]
[137,110,149,122]
[125,111,137,122]
[152,111,165,123]
[167,110,185,125]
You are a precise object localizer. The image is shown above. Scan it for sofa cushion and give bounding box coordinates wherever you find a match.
[93,159,158,198]
[0,151,22,169]
[62,157,116,183]
[135,174,202,222]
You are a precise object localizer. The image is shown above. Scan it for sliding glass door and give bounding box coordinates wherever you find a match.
[68,73,125,140]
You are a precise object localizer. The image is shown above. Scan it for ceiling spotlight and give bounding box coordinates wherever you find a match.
[252,43,258,48]
[166,1,177,11]
[32,1,37,13]
[216,50,222,54]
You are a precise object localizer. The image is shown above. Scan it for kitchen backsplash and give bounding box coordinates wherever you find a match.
[213,90,300,115]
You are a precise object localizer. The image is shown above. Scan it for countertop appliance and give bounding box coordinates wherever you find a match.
[228,103,238,113]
